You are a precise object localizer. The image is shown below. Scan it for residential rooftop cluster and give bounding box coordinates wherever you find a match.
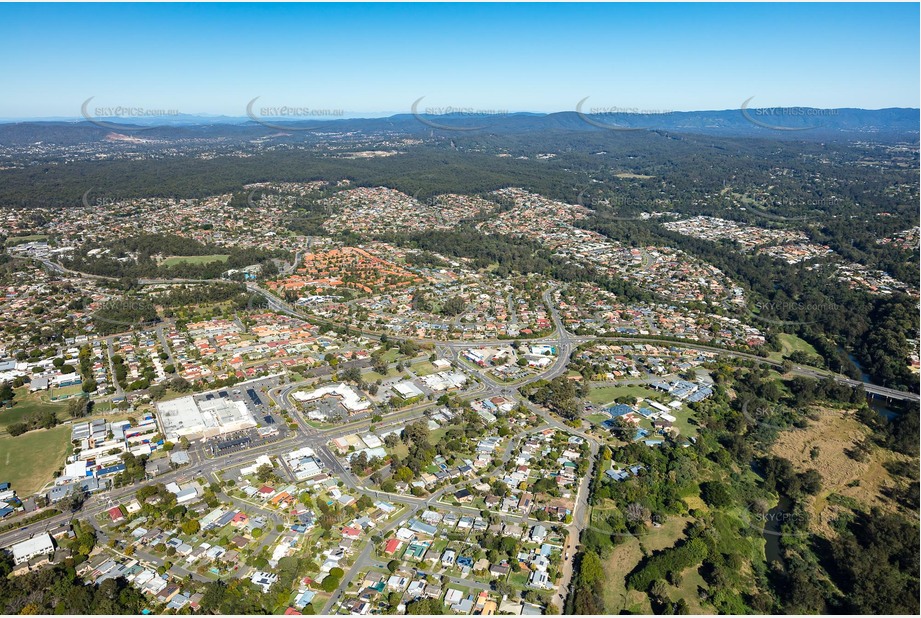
[554,283,765,348]
[353,274,552,341]
[269,246,424,296]
[573,341,719,382]
[662,216,812,250]
[480,188,745,308]
[317,427,584,615]
[177,311,321,383]
[2,190,310,258]
[3,440,408,613]
[876,226,920,251]
[756,242,836,264]
[661,216,839,265]
[0,262,122,351]
[832,262,919,297]
[321,186,496,234]
[337,507,559,615]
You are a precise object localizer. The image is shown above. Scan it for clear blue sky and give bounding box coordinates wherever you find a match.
[1,2,918,118]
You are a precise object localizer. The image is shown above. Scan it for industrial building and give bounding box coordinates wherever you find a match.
[292,383,371,414]
[156,395,257,441]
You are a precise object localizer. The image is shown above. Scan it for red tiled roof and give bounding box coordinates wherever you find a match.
[384,538,401,554]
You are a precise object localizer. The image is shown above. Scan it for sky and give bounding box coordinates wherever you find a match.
[1,2,918,119]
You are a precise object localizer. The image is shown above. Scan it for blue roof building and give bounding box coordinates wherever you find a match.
[633,428,650,441]
[95,463,126,477]
[606,404,633,417]
[295,590,316,608]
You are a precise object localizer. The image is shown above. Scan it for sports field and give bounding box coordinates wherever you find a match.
[161,254,230,266]
[587,384,657,406]
[0,389,69,432]
[0,425,72,496]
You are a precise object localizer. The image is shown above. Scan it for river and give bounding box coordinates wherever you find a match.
[844,350,901,420]
[762,496,792,564]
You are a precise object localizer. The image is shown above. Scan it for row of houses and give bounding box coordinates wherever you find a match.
[78,552,202,611]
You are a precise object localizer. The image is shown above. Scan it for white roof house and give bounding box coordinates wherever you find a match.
[11,533,54,565]
[251,571,278,593]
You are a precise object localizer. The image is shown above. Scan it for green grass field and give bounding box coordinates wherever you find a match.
[0,389,70,431]
[508,572,530,589]
[48,384,84,399]
[670,408,700,438]
[409,361,437,376]
[380,349,403,363]
[587,385,658,406]
[601,514,690,614]
[391,442,409,459]
[161,254,230,267]
[0,425,72,495]
[768,333,820,362]
[664,567,709,613]
[429,427,448,445]
[5,234,48,246]
[363,367,401,382]
[390,427,449,460]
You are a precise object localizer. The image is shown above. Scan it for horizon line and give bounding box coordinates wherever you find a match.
[1,104,919,125]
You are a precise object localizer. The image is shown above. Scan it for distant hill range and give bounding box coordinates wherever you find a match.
[0,107,917,145]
